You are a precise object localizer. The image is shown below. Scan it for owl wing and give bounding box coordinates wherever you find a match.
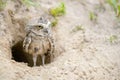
[48,36,55,54]
[47,36,55,62]
[23,36,31,52]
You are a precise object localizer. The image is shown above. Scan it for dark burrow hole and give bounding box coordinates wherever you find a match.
[12,41,51,67]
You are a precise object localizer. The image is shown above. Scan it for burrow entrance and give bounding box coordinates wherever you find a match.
[12,41,51,67]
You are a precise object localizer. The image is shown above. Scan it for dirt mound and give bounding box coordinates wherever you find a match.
[0,0,120,80]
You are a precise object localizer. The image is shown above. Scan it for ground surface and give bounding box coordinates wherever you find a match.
[0,0,120,80]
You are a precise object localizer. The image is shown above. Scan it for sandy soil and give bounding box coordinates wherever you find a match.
[0,0,120,80]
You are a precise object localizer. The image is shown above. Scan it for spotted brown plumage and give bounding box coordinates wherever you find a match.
[23,17,54,66]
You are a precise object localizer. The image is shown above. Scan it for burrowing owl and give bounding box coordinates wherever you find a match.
[23,17,54,66]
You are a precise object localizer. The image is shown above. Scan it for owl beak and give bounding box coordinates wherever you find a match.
[43,28,48,33]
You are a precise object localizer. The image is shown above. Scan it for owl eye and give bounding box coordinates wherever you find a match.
[38,25,43,29]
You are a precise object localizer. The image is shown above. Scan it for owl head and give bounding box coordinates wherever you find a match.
[26,17,51,36]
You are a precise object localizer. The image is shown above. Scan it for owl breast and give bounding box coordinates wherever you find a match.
[28,36,51,55]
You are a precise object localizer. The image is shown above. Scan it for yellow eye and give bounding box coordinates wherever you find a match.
[38,25,43,29]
